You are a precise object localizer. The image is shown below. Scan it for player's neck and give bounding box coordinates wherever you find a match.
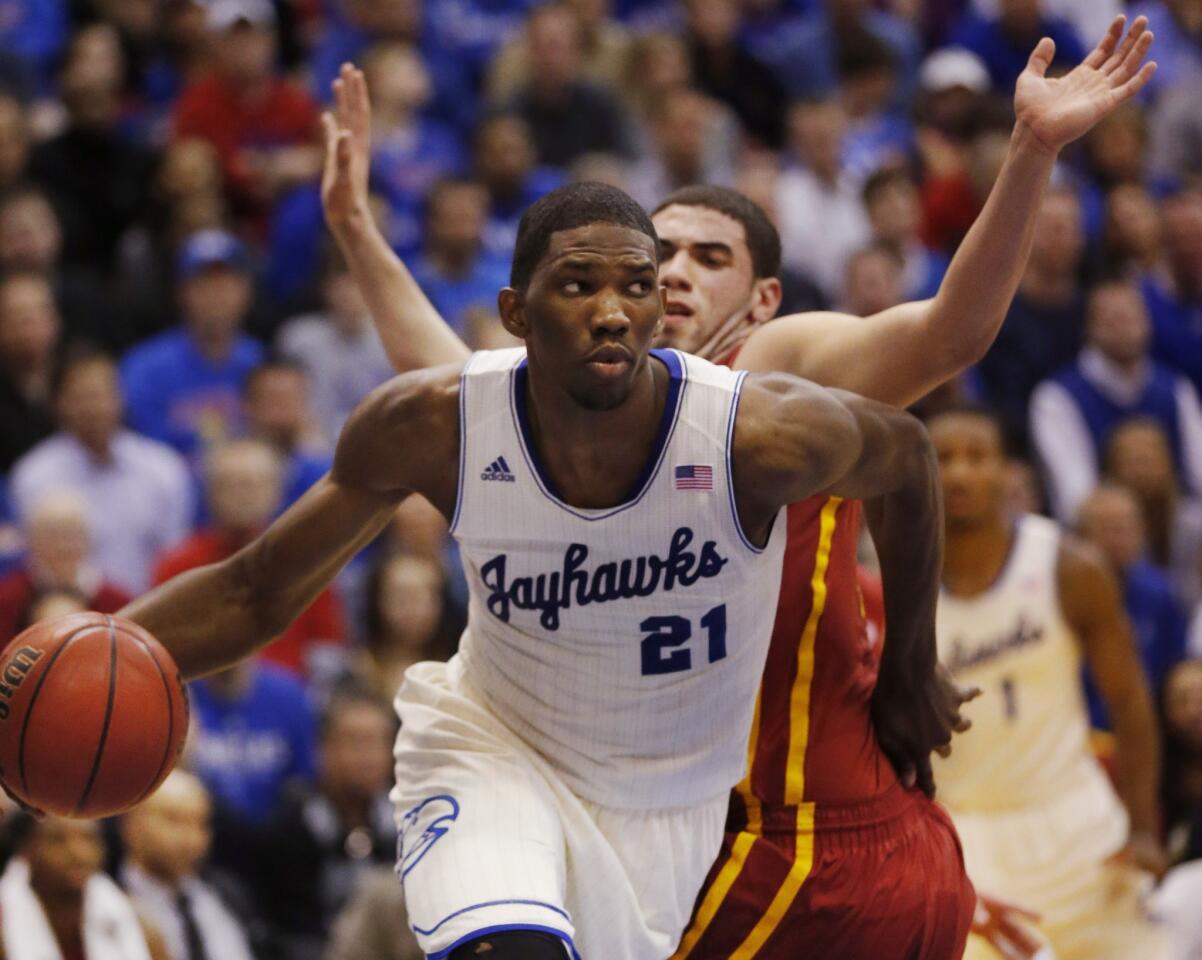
[943,515,1015,597]
[523,355,665,509]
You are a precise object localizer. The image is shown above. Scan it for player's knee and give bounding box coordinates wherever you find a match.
[448,930,570,959]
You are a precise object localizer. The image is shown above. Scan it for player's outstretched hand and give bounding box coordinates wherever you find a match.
[1014,14,1157,155]
[871,660,979,799]
[1109,829,1169,881]
[321,62,373,236]
[971,893,1048,960]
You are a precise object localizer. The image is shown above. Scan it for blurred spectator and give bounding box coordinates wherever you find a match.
[505,2,634,167]
[1031,280,1202,525]
[20,585,88,625]
[1107,418,1202,612]
[324,867,422,960]
[10,348,192,596]
[28,23,155,275]
[1002,456,1045,519]
[740,0,921,106]
[838,27,913,182]
[1147,66,1202,185]
[0,815,158,960]
[0,270,59,471]
[349,552,459,701]
[363,40,464,257]
[1128,0,1202,104]
[975,186,1086,449]
[188,656,316,830]
[915,45,992,143]
[862,166,949,300]
[172,0,321,229]
[949,0,1087,94]
[627,86,735,210]
[840,242,905,317]
[0,0,69,95]
[1077,484,1188,730]
[0,95,31,192]
[409,178,509,338]
[1144,189,1202,397]
[776,96,871,300]
[276,245,395,444]
[121,770,256,960]
[1160,659,1202,858]
[258,691,397,960]
[0,490,130,642]
[0,186,121,349]
[120,229,264,458]
[243,358,332,511]
[1103,182,1168,282]
[970,0,1121,47]
[489,0,631,102]
[154,438,346,678]
[473,111,565,258]
[682,0,785,149]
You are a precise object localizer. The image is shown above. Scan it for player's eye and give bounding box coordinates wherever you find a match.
[627,280,653,296]
[562,280,585,295]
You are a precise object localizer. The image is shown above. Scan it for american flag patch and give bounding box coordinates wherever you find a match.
[675,464,714,490]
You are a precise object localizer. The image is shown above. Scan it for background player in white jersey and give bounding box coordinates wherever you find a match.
[120,182,947,959]
[930,407,1168,960]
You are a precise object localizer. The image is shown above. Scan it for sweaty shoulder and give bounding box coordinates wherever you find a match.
[332,363,463,514]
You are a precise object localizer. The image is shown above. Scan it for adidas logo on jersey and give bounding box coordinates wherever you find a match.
[481,456,517,482]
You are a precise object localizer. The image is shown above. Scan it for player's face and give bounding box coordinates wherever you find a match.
[505,224,662,411]
[931,414,1006,530]
[652,204,760,356]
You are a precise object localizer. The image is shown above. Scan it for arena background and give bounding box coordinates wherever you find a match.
[0,0,1199,957]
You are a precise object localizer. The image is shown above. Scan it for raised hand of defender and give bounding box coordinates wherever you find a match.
[971,893,1046,960]
[1015,14,1157,154]
[321,63,373,235]
[871,659,979,799]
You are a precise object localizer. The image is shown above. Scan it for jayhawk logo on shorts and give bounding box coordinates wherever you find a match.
[398,795,460,879]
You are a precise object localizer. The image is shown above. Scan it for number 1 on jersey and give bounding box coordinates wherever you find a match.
[640,604,728,675]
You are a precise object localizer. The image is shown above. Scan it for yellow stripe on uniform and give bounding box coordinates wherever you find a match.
[728,498,841,959]
[737,686,764,835]
[672,831,758,959]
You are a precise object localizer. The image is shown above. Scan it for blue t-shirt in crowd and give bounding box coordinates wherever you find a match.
[120,329,265,458]
[189,664,317,824]
[282,450,333,513]
[483,168,567,259]
[373,122,466,257]
[0,0,68,93]
[1086,559,1187,730]
[949,12,1086,94]
[1142,275,1202,397]
[411,251,512,336]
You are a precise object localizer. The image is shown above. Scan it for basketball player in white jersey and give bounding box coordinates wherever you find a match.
[929,407,1169,960]
[121,182,947,959]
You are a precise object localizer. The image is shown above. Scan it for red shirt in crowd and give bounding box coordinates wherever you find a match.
[152,530,345,678]
[0,568,131,642]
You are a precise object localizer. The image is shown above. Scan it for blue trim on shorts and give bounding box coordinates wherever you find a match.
[424,921,580,960]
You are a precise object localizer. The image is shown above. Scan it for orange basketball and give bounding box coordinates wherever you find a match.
[0,613,189,818]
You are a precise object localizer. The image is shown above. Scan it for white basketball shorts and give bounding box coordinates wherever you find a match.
[391,656,728,959]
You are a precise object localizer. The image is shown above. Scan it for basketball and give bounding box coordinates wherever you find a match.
[0,613,189,819]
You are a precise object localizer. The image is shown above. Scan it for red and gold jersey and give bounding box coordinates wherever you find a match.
[730,496,897,830]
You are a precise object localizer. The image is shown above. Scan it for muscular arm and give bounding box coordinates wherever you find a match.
[735,17,1155,408]
[120,366,462,678]
[1058,538,1164,865]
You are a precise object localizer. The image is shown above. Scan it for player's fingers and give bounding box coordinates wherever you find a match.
[980,893,1042,924]
[1084,14,1125,69]
[1112,30,1155,86]
[1105,15,1147,76]
[335,129,352,171]
[1115,61,1158,102]
[1026,37,1056,79]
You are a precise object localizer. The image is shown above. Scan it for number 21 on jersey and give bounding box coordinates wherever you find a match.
[640,604,727,675]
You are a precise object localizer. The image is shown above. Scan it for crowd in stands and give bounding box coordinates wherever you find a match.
[0,0,1201,956]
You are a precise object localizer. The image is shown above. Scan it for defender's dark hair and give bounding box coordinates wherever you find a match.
[653,185,781,280]
[510,181,658,291]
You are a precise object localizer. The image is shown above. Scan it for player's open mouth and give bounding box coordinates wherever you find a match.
[586,345,632,377]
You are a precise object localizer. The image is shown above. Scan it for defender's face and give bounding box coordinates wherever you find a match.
[513,224,661,411]
[652,204,758,356]
[931,414,1006,530]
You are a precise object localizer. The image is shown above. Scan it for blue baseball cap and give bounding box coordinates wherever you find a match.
[176,229,250,280]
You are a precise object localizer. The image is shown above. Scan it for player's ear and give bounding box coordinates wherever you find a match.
[498,287,527,340]
[750,277,782,324]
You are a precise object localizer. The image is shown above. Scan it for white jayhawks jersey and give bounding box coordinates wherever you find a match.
[450,347,787,810]
[934,514,1123,816]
